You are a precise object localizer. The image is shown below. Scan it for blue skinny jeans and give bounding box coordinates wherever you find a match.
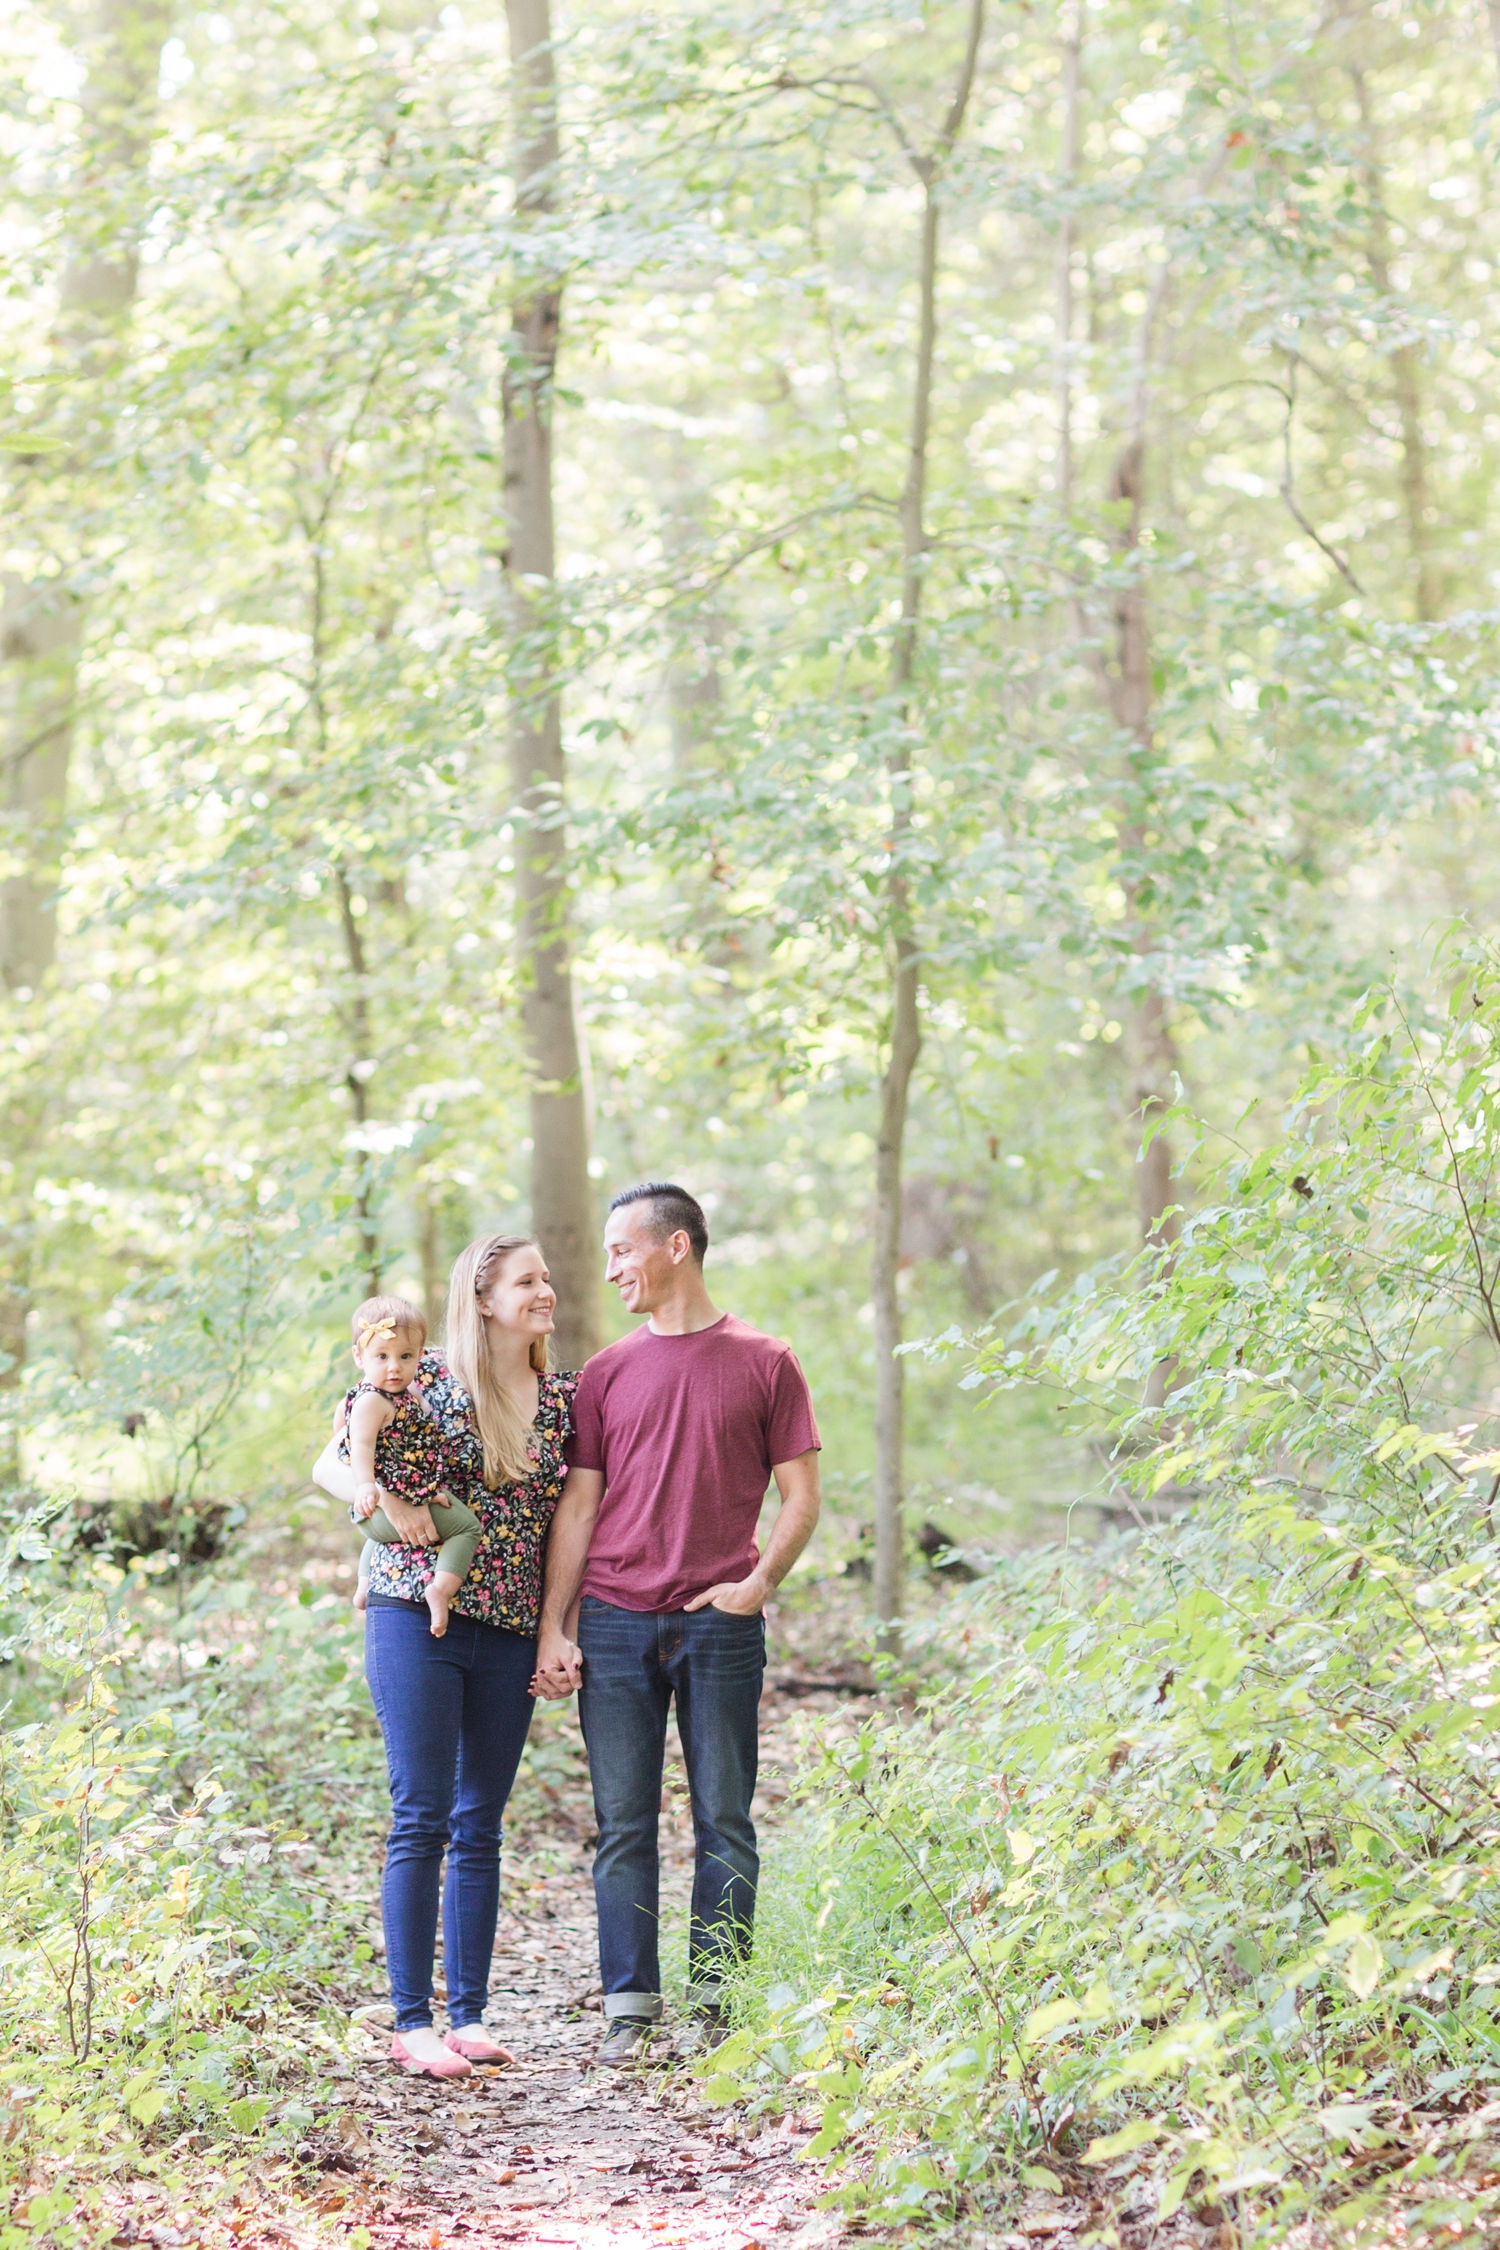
[364,1594,536,2031]
[576,1594,765,2019]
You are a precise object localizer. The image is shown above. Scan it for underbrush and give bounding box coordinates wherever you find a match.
[0,1524,389,2249]
[0,1500,600,2250]
[710,947,1500,2242]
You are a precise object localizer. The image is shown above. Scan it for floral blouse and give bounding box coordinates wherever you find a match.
[337,1381,451,1504]
[364,1350,578,1638]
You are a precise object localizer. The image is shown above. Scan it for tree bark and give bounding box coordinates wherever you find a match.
[502,0,599,1372]
[870,0,984,1643]
[1102,437,1183,1256]
[1054,2,1084,512]
[335,867,382,1295]
[1347,60,1437,621]
[0,0,171,1436]
[0,0,172,995]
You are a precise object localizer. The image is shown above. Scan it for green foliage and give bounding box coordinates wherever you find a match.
[0,1533,385,2244]
[10,0,1500,1534]
[712,955,1500,2234]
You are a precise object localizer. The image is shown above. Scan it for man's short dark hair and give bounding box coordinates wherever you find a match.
[608,1181,709,1265]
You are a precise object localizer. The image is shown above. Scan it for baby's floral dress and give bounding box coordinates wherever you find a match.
[337,1381,452,1505]
[363,1351,578,1639]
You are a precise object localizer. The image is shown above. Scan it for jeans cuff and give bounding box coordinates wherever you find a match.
[686,1981,726,2009]
[603,1992,663,2022]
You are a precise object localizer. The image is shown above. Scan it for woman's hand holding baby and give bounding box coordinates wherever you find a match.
[379,1492,440,1545]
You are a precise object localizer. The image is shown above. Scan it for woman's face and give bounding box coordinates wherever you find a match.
[477,1244,556,1336]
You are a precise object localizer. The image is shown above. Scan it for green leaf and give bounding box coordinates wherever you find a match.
[1345,1935,1383,2001]
[1083,2117,1166,2164]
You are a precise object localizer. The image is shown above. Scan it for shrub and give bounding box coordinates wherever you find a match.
[0,1536,384,2247]
[710,944,1500,2240]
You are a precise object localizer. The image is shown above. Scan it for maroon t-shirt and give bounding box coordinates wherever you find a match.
[565,1312,820,1613]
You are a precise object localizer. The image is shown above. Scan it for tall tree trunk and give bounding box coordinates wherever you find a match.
[417,1183,444,1336]
[1104,438,1183,1257]
[502,0,599,1371]
[871,0,985,1643]
[1094,136,1227,1263]
[1053,1,1083,512]
[1348,59,1438,621]
[335,868,382,1296]
[0,0,171,1437]
[1,0,172,995]
[666,441,724,774]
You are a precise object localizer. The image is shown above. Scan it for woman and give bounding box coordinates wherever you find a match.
[315,1234,577,2081]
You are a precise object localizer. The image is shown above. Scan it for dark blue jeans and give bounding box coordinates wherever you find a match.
[576,1594,765,2020]
[365,1595,536,2032]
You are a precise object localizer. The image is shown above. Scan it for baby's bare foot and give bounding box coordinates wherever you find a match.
[352,1582,368,1615]
[427,1587,451,1637]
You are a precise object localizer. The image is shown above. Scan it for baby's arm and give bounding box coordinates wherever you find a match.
[347,1390,394,1520]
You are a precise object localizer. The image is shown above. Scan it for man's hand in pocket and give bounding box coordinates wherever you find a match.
[684,1573,769,1618]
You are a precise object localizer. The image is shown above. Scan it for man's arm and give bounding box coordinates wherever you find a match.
[531,1467,604,1698]
[684,1449,821,1618]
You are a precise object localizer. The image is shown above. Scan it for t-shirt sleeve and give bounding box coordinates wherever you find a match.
[765,1348,820,1463]
[565,1359,607,1472]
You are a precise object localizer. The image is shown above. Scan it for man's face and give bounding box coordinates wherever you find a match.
[355,1328,423,1392]
[603,1206,683,1316]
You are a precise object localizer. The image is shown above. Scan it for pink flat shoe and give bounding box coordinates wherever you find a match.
[445,2029,517,2064]
[391,2032,472,2079]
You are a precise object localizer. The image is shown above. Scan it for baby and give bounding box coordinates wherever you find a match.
[341,1294,480,1637]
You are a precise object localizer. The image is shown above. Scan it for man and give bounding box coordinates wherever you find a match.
[533,1181,821,2065]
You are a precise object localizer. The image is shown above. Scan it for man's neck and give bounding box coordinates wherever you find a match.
[646,1278,723,1337]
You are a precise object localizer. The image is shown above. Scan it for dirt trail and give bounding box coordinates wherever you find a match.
[290,1684,858,2250]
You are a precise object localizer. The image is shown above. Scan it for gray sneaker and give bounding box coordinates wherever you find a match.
[599,2017,655,2067]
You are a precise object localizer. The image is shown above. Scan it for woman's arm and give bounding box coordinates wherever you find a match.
[310,1432,441,1545]
[310,1438,357,1503]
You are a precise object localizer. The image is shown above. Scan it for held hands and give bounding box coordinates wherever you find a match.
[684,1571,769,1618]
[525,1574,768,1702]
[529,1628,583,1702]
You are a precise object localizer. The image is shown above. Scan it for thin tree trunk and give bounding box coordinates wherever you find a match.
[501,0,598,1373]
[666,442,724,773]
[1095,135,1228,1260]
[416,1184,445,1337]
[1054,1,1083,512]
[1103,435,1183,1257]
[0,0,171,1439]
[1348,60,1437,621]
[336,867,382,1295]
[871,0,985,1642]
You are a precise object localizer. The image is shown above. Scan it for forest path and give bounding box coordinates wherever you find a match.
[270,1682,861,2250]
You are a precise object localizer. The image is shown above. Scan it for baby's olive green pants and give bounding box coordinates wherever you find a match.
[356,1498,480,1582]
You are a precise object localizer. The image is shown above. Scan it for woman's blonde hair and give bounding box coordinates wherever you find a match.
[445,1234,549,1490]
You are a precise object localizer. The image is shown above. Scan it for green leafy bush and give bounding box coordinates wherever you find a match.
[0,1535,385,2247]
[713,945,1500,2238]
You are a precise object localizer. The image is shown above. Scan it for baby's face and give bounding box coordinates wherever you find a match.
[355,1330,423,1392]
